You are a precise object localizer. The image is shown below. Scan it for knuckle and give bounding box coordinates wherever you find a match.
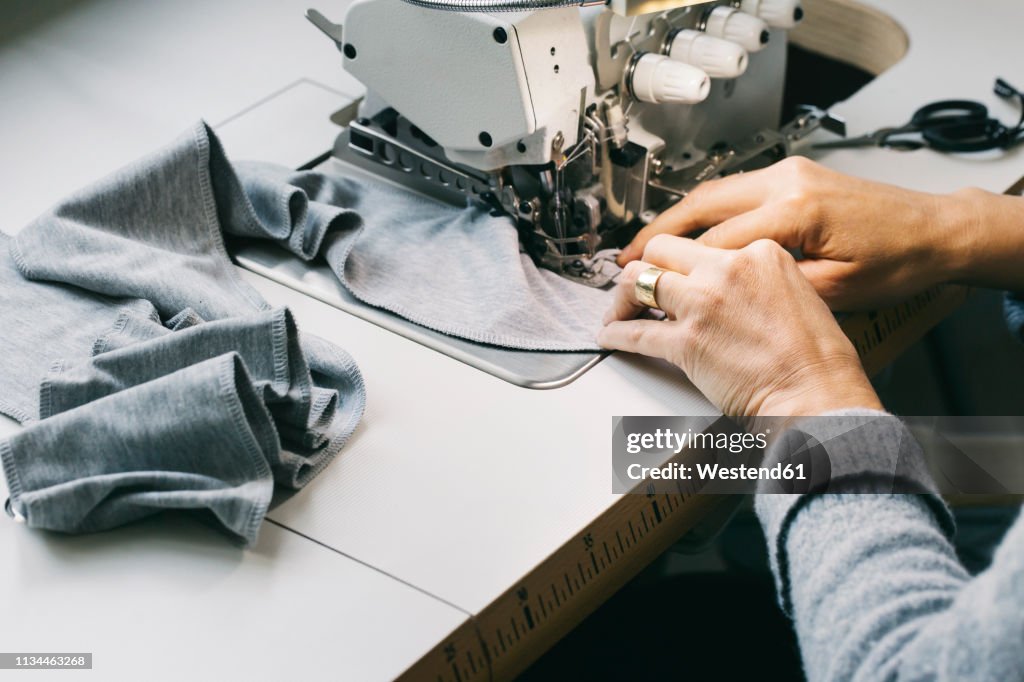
[742,239,795,272]
[778,158,822,213]
[644,233,675,258]
[781,157,814,183]
[784,185,812,206]
[748,238,784,258]
[628,325,648,346]
[780,155,816,177]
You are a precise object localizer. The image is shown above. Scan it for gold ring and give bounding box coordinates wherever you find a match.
[634,267,666,310]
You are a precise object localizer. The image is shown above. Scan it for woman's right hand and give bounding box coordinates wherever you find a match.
[619,157,1020,311]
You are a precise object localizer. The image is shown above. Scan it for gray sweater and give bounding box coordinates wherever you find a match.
[756,412,1024,681]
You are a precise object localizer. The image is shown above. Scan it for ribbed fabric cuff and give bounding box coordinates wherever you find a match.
[755,409,955,615]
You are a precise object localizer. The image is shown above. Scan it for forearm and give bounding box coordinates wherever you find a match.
[767,493,1024,682]
[769,494,966,681]
[941,189,1024,292]
[757,413,1024,681]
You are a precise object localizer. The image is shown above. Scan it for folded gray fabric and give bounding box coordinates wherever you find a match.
[3,354,278,544]
[0,234,160,424]
[41,307,353,489]
[12,121,612,351]
[0,304,363,544]
[1,123,367,545]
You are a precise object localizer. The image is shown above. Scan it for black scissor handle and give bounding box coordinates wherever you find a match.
[911,100,989,128]
[911,100,1010,152]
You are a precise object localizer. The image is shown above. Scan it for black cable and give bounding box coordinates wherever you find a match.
[993,77,1024,146]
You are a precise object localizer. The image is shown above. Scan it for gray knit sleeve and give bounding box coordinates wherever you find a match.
[755,411,1024,681]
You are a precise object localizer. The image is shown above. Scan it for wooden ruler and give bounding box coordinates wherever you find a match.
[840,285,970,377]
[399,478,725,682]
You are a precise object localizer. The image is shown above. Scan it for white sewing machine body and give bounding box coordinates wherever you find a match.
[309,0,808,284]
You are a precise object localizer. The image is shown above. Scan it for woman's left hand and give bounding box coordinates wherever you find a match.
[598,235,882,418]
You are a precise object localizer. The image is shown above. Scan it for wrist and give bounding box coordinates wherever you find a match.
[928,189,985,284]
[937,188,1024,289]
[756,365,882,424]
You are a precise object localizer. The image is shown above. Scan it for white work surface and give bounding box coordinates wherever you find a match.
[1,1,1022,680]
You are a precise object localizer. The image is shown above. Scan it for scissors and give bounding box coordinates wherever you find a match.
[815,80,1024,153]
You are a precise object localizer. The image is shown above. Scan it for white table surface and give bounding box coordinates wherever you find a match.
[1,1,1023,680]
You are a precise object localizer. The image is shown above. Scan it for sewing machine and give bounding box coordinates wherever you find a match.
[307,0,813,286]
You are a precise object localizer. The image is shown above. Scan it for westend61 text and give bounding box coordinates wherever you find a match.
[626,461,806,482]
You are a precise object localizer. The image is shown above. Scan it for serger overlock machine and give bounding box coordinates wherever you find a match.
[307,0,821,286]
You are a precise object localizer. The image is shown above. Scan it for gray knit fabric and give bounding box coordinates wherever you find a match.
[757,410,1024,681]
[1,123,367,545]
[233,161,616,351]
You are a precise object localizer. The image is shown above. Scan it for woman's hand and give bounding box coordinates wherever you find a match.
[617,157,1004,311]
[599,235,882,418]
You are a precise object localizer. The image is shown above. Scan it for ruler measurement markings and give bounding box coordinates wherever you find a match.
[404,492,715,682]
